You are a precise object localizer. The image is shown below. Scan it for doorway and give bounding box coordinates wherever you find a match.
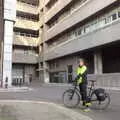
[68,65,73,83]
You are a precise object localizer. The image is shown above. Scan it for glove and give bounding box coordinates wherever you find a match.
[75,74,81,80]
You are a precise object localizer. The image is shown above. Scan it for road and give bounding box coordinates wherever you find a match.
[0,84,120,120]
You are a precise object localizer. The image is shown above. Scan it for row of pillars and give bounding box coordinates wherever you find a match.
[43,50,103,83]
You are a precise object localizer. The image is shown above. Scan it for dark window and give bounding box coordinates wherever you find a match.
[40,62,43,68]
[112,13,117,21]
[78,28,82,35]
[68,65,73,83]
[118,11,120,18]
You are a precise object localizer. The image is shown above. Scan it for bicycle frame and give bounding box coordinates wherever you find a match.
[88,81,95,97]
[71,80,96,101]
[70,82,80,99]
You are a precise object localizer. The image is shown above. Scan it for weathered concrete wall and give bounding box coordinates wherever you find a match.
[24,65,36,83]
[88,73,120,88]
[44,0,72,23]
[45,0,117,41]
[45,20,120,61]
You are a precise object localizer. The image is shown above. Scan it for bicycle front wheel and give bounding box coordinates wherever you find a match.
[62,89,80,108]
[91,92,110,110]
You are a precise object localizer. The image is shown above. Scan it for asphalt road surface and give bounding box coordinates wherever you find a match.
[0,84,119,120]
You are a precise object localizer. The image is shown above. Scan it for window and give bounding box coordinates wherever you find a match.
[69,31,75,39]
[90,22,97,31]
[106,16,112,23]
[85,25,91,33]
[78,28,82,35]
[75,27,83,36]
[97,19,106,28]
[40,62,43,68]
[118,11,120,18]
[112,13,117,21]
[106,13,117,23]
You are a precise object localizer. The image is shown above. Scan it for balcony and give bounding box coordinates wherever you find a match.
[17,1,38,15]
[13,34,39,47]
[45,0,117,41]
[14,18,39,30]
[12,53,38,64]
[44,20,120,61]
[44,0,72,23]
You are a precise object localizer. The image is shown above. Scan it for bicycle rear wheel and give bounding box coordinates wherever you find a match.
[91,92,110,110]
[62,89,80,108]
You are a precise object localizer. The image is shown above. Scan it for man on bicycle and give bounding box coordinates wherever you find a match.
[75,58,91,111]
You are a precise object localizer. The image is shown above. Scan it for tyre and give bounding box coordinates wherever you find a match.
[62,89,80,108]
[90,91,110,110]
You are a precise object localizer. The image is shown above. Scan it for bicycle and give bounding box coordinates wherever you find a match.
[62,80,110,110]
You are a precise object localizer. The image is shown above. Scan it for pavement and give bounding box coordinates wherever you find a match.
[0,100,92,120]
[0,83,119,120]
[0,87,32,92]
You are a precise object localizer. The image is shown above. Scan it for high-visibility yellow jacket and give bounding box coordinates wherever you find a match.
[76,65,87,84]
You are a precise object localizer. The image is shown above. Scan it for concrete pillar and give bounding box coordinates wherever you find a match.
[94,50,103,74]
[43,42,50,83]
[2,21,14,87]
[2,0,16,88]
[43,61,50,83]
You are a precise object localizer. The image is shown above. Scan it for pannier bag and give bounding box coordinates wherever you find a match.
[94,88,106,101]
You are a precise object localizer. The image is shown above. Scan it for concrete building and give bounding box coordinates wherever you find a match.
[12,0,40,85]
[39,0,120,87]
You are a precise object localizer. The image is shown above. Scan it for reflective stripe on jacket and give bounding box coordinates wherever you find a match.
[76,65,87,84]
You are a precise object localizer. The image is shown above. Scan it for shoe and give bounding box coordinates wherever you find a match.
[85,102,92,107]
[84,108,91,112]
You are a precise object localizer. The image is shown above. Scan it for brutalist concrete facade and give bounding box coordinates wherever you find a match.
[12,0,40,86]
[39,0,120,87]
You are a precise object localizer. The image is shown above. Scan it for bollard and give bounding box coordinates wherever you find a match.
[5,77,8,88]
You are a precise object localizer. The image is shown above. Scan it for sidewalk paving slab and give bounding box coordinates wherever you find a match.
[0,100,93,120]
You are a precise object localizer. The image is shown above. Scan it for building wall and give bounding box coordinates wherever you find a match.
[48,51,94,83]
[46,6,120,50]
[45,0,117,41]
[39,0,120,85]
[12,0,40,85]
[12,64,36,84]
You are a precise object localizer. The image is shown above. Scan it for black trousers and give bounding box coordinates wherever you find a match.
[79,83,87,103]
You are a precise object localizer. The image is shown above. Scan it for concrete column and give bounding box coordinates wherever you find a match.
[2,21,14,87]
[43,42,50,83]
[43,61,50,83]
[2,0,16,88]
[94,50,103,74]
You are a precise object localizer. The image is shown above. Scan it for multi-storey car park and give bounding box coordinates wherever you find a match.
[39,0,120,88]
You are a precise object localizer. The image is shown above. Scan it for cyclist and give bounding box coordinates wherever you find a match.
[75,58,91,111]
